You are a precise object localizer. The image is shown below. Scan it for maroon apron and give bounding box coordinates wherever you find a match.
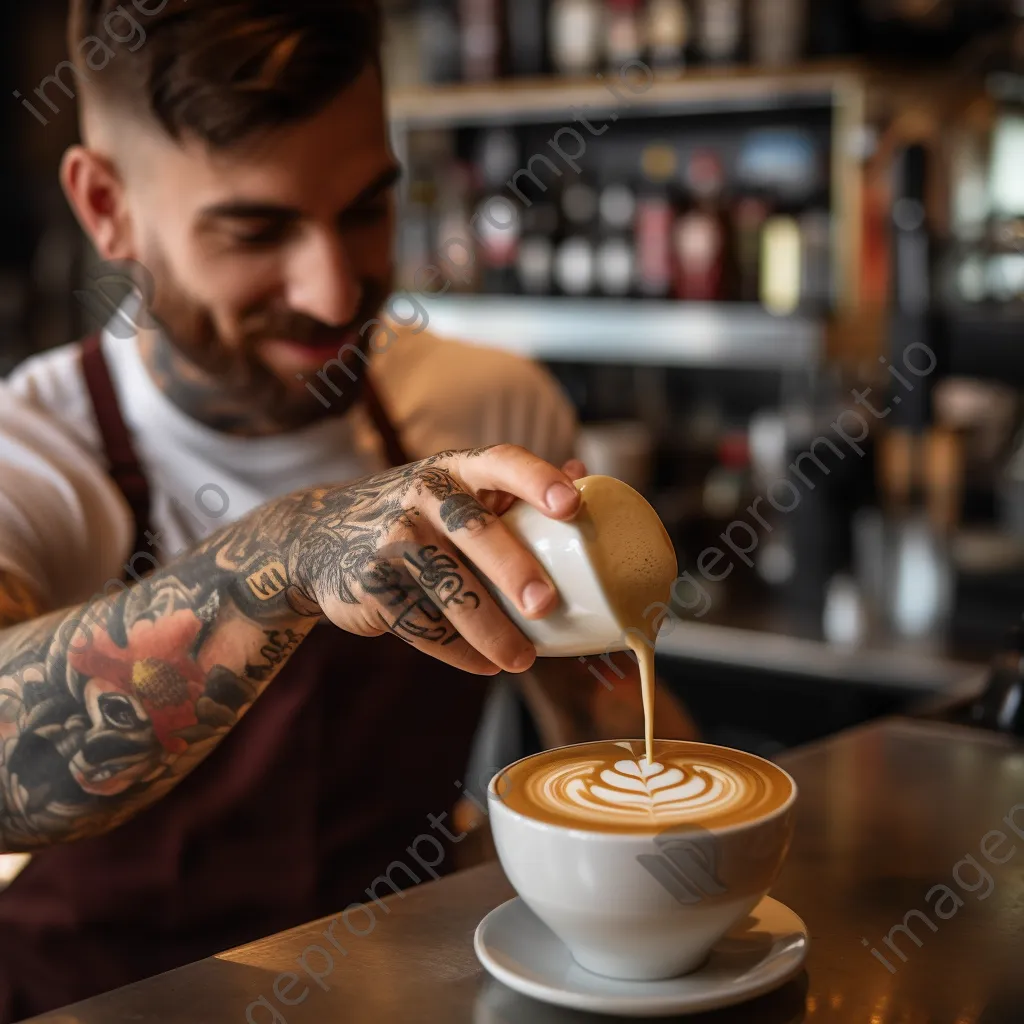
[0,338,488,1021]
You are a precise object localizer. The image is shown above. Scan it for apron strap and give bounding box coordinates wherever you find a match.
[79,333,155,558]
[361,374,412,468]
[78,335,412,560]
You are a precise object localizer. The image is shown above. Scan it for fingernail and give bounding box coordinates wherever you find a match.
[545,482,578,514]
[511,648,535,673]
[521,580,553,615]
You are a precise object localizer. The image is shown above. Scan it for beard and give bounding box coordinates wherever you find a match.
[133,245,392,436]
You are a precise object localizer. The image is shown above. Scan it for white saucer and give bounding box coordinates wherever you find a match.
[473,896,808,1018]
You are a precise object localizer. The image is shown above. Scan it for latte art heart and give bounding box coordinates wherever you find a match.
[496,741,793,833]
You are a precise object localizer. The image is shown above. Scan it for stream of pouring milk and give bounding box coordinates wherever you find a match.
[574,477,678,766]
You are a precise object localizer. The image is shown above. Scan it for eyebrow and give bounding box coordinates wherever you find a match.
[197,163,404,224]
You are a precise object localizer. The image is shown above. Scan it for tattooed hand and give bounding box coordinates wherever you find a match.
[0,447,580,850]
[213,445,583,675]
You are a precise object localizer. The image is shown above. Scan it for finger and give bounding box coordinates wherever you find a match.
[402,539,537,672]
[562,458,587,481]
[353,549,502,675]
[474,469,586,517]
[452,445,582,521]
[362,537,536,674]
[412,487,558,624]
[413,465,500,534]
[409,465,559,621]
[476,488,517,517]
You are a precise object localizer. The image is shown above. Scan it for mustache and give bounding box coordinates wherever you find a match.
[245,317,353,345]
[242,293,387,346]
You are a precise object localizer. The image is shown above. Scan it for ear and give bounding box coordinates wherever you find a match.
[60,144,136,261]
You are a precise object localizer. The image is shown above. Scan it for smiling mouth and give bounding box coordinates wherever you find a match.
[257,334,369,381]
[275,338,348,354]
[259,333,361,358]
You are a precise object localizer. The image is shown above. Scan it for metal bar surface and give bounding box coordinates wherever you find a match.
[27,718,1024,1023]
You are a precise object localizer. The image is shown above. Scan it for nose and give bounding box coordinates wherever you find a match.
[285,230,363,328]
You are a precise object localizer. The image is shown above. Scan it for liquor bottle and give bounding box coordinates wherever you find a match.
[606,0,644,68]
[634,145,678,299]
[734,195,769,303]
[760,214,802,315]
[554,179,600,296]
[645,0,691,69]
[397,177,437,293]
[474,129,521,293]
[750,0,806,68]
[673,151,729,301]
[799,208,833,312]
[549,0,605,75]
[695,0,744,65]
[421,0,462,83]
[435,162,477,293]
[508,0,548,76]
[887,142,933,430]
[459,0,504,82]
[516,196,560,295]
[595,182,637,297]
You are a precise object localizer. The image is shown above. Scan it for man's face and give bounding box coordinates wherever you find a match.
[116,65,397,432]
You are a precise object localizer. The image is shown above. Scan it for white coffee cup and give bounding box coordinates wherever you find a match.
[488,740,797,981]
[489,475,674,657]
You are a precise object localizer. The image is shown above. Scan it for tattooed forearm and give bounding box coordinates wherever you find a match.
[245,628,305,683]
[0,448,501,852]
[0,554,312,851]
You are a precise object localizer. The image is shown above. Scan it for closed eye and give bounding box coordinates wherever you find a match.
[231,221,294,247]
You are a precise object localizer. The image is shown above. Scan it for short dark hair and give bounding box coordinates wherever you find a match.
[68,0,382,148]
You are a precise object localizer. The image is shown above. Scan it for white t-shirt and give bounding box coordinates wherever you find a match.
[1,318,577,612]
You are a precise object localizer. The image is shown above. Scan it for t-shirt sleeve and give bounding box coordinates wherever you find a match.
[0,380,132,611]
[379,335,579,468]
[473,356,579,468]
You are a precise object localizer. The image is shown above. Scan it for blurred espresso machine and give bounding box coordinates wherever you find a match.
[939,615,1024,737]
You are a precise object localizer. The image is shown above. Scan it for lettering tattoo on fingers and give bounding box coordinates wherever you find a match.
[383,593,460,647]
[361,543,481,647]
[359,559,416,609]
[360,552,461,647]
[406,546,481,611]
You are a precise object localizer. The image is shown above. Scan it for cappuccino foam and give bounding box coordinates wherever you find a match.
[495,740,793,833]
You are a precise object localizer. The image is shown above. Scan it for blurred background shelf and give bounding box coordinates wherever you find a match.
[418,295,823,368]
[389,61,865,127]
[658,619,983,692]
[2,0,1024,748]
[947,310,1024,385]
